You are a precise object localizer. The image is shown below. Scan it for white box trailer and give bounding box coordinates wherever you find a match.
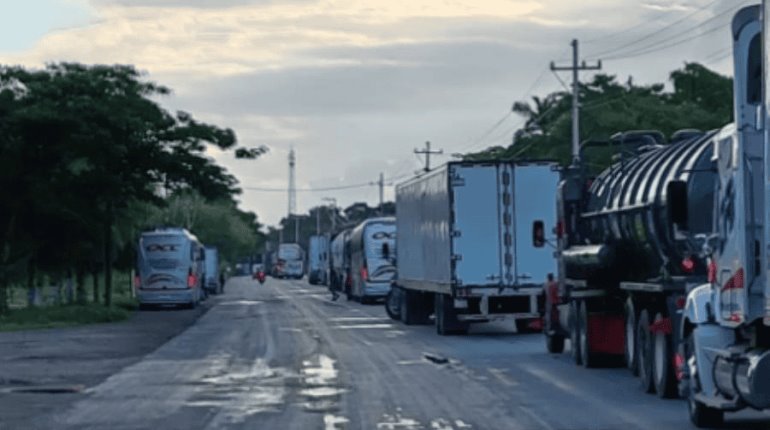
[391,160,559,334]
[308,234,330,285]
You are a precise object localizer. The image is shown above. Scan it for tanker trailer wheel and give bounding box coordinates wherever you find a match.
[578,300,598,368]
[569,300,582,365]
[545,331,565,354]
[385,286,402,321]
[624,299,639,376]
[652,311,677,398]
[637,309,655,394]
[684,334,724,428]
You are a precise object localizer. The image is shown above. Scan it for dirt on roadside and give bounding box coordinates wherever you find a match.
[0,300,213,429]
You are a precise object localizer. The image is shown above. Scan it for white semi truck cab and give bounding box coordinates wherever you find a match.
[678,4,770,427]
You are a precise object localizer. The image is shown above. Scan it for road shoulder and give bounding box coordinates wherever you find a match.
[0,300,213,429]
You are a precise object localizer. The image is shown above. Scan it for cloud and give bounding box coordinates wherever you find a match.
[0,0,740,224]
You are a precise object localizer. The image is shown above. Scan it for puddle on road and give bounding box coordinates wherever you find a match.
[324,414,350,430]
[187,358,289,423]
[218,300,263,306]
[377,411,474,430]
[299,354,346,413]
[334,324,394,330]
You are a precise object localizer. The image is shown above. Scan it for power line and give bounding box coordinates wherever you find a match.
[585,0,722,59]
[602,17,731,61]
[242,173,412,193]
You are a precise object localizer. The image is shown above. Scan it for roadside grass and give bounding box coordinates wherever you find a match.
[0,302,134,332]
[1,271,139,332]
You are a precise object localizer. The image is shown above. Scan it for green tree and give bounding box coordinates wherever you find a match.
[468,62,733,168]
[0,63,266,312]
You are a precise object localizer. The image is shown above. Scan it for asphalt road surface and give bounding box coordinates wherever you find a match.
[31,277,770,430]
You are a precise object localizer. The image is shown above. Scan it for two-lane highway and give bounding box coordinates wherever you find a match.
[37,277,768,429]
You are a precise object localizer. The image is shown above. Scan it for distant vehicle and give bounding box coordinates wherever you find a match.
[330,230,352,293]
[135,227,205,309]
[203,247,222,295]
[308,235,330,285]
[276,243,304,279]
[348,218,396,303]
[391,161,559,334]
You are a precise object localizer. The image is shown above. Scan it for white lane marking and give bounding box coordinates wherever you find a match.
[279,328,303,333]
[520,364,638,427]
[455,420,473,429]
[488,368,517,387]
[329,317,390,322]
[377,412,422,429]
[219,300,263,306]
[397,360,427,366]
[324,414,350,430]
[519,406,556,430]
[334,324,394,330]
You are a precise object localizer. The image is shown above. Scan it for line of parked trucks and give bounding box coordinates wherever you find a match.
[298,5,770,426]
[129,6,769,426]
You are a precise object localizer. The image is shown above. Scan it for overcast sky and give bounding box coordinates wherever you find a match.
[0,0,743,226]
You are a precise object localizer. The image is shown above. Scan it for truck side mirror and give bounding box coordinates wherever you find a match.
[532,220,545,248]
[667,180,688,230]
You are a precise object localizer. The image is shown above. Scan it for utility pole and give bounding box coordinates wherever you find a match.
[414,141,443,172]
[316,207,321,235]
[294,216,299,243]
[378,172,384,216]
[550,39,601,164]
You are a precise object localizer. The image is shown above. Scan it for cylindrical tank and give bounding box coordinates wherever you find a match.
[566,130,717,282]
[714,349,770,409]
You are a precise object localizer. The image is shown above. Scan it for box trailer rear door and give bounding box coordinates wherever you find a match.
[451,164,504,287]
[512,163,559,285]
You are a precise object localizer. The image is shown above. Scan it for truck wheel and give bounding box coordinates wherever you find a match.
[637,309,655,394]
[435,294,468,335]
[400,288,413,325]
[578,300,598,368]
[385,287,401,321]
[624,299,639,376]
[546,333,565,354]
[652,312,677,398]
[569,300,582,365]
[685,335,724,428]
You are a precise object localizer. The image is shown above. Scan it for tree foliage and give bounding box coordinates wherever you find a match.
[0,63,265,312]
[467,63,733,166]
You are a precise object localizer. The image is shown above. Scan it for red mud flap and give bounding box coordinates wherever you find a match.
[587,315,624,355]
[528,318,544,331]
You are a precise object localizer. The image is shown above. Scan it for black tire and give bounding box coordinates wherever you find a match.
[546,333,566,354]
[578,300,598,368]
[685,335,724,428]
[569,300,582,365]
[400,289,417,325]
[624,299,639,376]
[652,312,677,398]
[435,293,468,335]
[637,309,655,394]
[385,287,401,321]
